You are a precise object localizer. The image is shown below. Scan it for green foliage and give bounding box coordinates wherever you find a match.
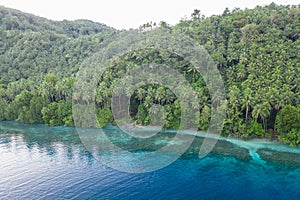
[0,98,8,120]
[28,96,46,123]
[0,6,116,84]
[41,102,60,126]
[198,105,210,131]
[96,106,113,128]
[42,100,73,126]
[72,104,97,128]
[5,101,19,120]
[164,101,181,130]
[178,3,299,139]
[276,105,300,135]
[279,129,300,147]
[0,6,110,37]
[135,104,150,126]
[0,4,299,145]
[277,105,300,145]
[244,120,265,138]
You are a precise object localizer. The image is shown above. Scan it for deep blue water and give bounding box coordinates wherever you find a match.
[1,121,300,200]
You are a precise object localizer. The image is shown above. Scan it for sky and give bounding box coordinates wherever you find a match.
[0,0,299,29]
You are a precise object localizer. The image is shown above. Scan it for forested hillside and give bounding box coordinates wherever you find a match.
[0,3,299,145]
[0,6,116,83]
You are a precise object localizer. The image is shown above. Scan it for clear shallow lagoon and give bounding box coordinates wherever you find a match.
[1,121,300,200]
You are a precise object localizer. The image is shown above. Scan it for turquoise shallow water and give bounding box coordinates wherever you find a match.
[0,121,300,200]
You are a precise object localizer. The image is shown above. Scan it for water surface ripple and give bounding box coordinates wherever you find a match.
[0,121,300,200]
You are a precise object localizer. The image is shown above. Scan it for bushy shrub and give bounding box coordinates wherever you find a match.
[276,105,300,146]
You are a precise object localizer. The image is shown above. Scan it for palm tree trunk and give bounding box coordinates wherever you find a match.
[245,106,249,122]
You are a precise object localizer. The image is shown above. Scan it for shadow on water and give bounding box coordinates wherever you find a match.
[0,121,94,163]
[1,121,300,200]
[0,121,300,166]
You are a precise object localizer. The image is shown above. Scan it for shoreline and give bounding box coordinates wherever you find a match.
[1,120,300,165]
[0,120,296,151]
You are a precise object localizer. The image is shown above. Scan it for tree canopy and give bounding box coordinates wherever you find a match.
[0,4,299,145]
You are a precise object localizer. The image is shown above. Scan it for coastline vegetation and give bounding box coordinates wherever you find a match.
[0,3,299,145]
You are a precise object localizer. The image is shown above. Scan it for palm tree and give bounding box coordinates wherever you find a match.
[136,88,146,104]
[143,96,152,109]
[252,102,271,131]
[241,88,252,122]
[154,86,165,104]
[227,85,240,111]
[187,65,198,81]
